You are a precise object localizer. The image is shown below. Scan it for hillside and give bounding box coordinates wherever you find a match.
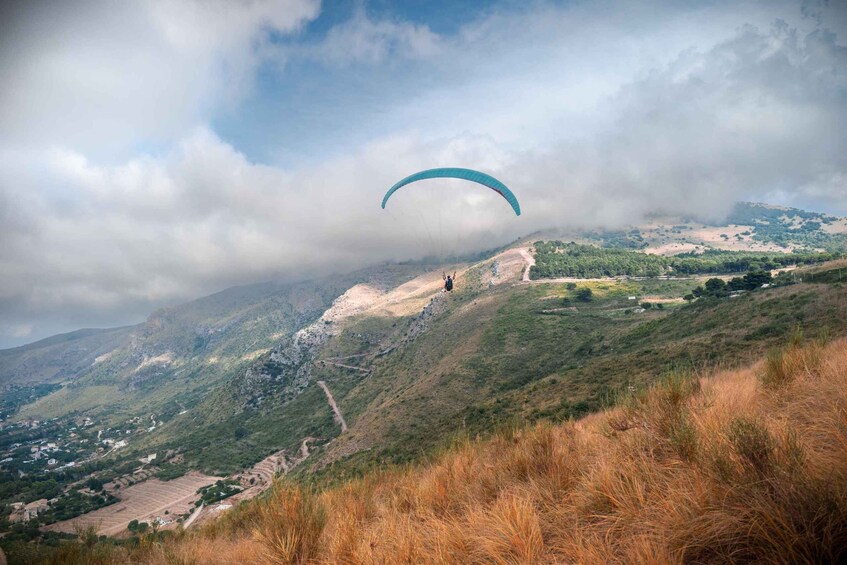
[16,333,847,563]
[614,202,847,254]
[4,267,426,423]
[0,327,136,387]
[129,251,847,480]
[1,205,846,554]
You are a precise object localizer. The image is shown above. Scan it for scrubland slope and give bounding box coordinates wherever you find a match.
[36,335,847,564]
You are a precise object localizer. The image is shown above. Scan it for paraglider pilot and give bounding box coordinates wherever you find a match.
[443,271,456,292]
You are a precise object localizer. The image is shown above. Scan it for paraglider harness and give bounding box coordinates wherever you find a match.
[443,271,455,292]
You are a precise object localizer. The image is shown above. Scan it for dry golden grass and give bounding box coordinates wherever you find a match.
[42,338,847,564]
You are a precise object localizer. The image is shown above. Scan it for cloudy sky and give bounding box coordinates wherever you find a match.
[1,0,845,347]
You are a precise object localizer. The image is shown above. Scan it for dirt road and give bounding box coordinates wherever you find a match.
[318,381,348,432]
[318,360,371,374]
[183,503,203,529]
[518,247,535,282]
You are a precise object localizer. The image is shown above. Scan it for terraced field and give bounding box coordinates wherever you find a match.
[239,450,285,488]
[108,466,159,488]
[43,472,220,536]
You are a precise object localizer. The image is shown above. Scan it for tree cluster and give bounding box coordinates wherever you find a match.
[691,271,773,299]
[531,241,835,279]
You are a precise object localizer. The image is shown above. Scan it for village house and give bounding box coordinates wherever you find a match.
[9,499,50,522]
[24,499,49,520]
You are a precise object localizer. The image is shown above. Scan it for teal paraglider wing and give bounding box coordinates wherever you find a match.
[381,168,520,216]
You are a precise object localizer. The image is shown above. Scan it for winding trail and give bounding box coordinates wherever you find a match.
[317,381,348,432]
[318,360,371,374]
[296,437,315,462]
[324,353,369,361]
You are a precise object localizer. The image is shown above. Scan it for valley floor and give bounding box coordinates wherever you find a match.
[28,335,847,564]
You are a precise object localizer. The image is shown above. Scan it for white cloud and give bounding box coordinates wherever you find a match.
[0,128,524,339]
[0,0,319,156]
[304,9,442,65]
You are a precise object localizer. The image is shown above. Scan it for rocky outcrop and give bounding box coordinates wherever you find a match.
[235,284,385,410]
[404,293,448,343]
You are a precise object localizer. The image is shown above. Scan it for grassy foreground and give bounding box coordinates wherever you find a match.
[27,335,847,564]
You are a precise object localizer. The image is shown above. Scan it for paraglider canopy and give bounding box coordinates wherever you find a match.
[381,168,520,216]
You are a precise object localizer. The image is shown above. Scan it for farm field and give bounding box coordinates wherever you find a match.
[43,472,220,536]
[186,450,287,528]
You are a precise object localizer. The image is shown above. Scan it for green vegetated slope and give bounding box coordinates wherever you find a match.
[720,202,847,249]
[100,256,847,479]
[6,269,422,427]
[0,327,136,386]
[553,202,847,253]
[297,260,847,481]
[82,264,434,475]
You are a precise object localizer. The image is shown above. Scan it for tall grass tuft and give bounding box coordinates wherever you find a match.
[761,328,824,389]
[728,417,774,476]
[253,480,326,564]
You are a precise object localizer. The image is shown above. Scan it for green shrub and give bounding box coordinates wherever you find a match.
[729,418,773,476]
[575,288,593,302]
[669,414,699,462]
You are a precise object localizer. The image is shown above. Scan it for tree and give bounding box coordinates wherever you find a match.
[742,270,772,290]
[704,278,727,295]
[727,277,746,291]
[575,288,593,302]
[127,519,139,532]
[86,477,103,492]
